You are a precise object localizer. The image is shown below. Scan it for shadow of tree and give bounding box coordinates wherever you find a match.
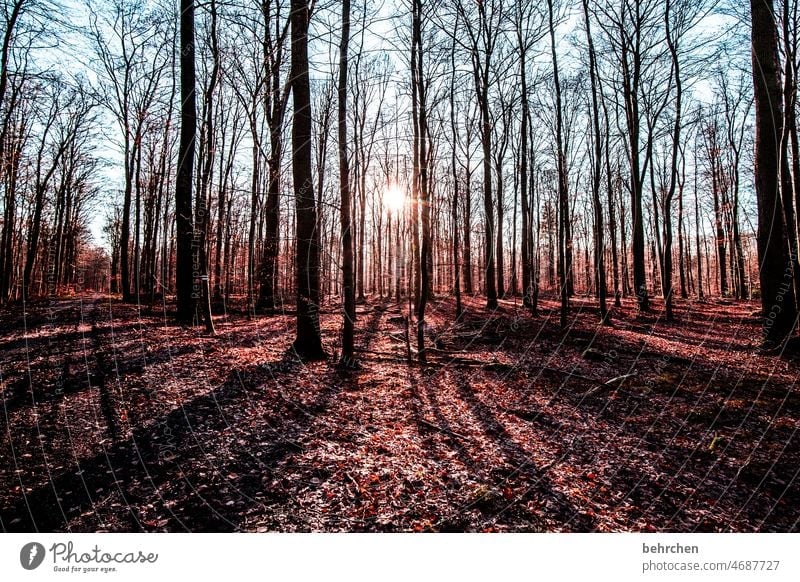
[452,372,596,531]
[0,354,341,532]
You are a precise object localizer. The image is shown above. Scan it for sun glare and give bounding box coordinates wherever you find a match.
[384,185,406,213]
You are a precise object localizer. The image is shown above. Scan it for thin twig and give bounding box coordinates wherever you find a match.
[582,372,638,397]
[416,417,469,441]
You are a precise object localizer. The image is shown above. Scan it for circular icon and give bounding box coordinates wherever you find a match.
[20,542,46,570]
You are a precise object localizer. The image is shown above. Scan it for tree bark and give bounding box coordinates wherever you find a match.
[751,0,798,346]
[175,0,196,324]
[338,0,356,365]
[663,0,682,321]
[583,0,608,323]
[412,0,431,362]
[548,0,569,328]
[290,0,326,359]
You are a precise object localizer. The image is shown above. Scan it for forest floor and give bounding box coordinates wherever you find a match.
[1,292,798,532]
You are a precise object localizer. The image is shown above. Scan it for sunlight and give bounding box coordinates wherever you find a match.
[384,184,406,213]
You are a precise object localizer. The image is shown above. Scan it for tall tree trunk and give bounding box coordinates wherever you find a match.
[120,138,134,302]
[193,0,218,333]
[648,156,663,293]
[663,0,682,321]
[583,0,608,323]
[0,144,18,300]
[694,145,704,300]
[678,146,688,299]
[410,91,421,308]
[780,0,800,314]
[24,101,64,299]
[601,100,621,307]
[290,0,326,359]
[176,0,196,324]
[258,7,291,313]
[0,0,25,301]
[338,0,355,365]
[24,185,45,297]
[548,0,569,328]
[259,133,282,312]
[358,164,367,302]
[0,1,25,170]
[710,142,728,296]
[495,157,505,299]
[134,135,142,303]
[751,0,797,345]
[463,149,473,294]
[213,109,230,303]
[622,34,649,311]
[475,6,496,310]
[618,178,630,297]
[731,172,746,299]
[520,49,532,309]
[412,0,431,362]
[246,115,259,311]
[450,21,462,319]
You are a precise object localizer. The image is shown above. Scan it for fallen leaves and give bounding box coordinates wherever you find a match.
[0,295,798,533]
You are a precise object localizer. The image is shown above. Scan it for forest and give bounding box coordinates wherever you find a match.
[0,0,799,532]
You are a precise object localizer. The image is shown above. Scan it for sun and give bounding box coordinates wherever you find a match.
[384,184,406,213]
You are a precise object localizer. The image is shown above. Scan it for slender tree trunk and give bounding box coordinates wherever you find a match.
[0,148,18,300]
[548,0,569,328]
[338,0,355,365]
[731,174,746,298]
[23,184,45,297]
[710,143,728,296]
[678,146,688,299]
[358,165,367,301]
[176,0,196,324]
[618,178,630,297]
[412,0,431,362]
[694,144,704,300]
[663,0,681,321]
[520,52,532,309]
[213,114,228,303]
[247,115,259,310]
[450,23,462,319]
[120,139,134,302]
[474,6,496,310]
[601,106,621,307]
[622,37,649,311]
[583,0,608,323]
[463,162,473,295]
[496,156,505,299]
[0,1,25,173]
[134,136,142,303]
[259,132,282,312]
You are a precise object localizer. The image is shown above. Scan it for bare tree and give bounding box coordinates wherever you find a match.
[175,0,196,324]
[89,1,170,303]
[751,0,798,346]
[290,0,325,360]
[546,0,569,328]
[411,0,432,361]
[450,0,500,309]
[582,0,608,323]
[338,0,356,366]
[257,0,292,313]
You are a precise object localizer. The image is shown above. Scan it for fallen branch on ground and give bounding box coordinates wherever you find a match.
[581,373,638,397]
[416,417,469,441]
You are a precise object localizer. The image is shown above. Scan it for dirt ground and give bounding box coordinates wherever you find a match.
[1,293,798,532]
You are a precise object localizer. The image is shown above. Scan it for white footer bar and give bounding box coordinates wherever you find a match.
[1,533,797,581]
